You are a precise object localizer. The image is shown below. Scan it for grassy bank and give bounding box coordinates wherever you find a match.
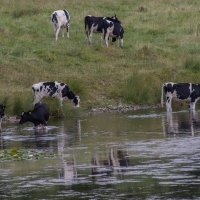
[1,0,200,117]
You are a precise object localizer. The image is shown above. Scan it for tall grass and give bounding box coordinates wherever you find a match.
[1,0,200,116]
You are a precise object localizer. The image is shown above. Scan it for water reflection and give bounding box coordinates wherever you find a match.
[58,156,77,184]
[91,149,129,177]
[163,111,200,135]
[1,109,200,199]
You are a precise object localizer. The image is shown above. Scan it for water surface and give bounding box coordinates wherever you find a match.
[1,107,200,199]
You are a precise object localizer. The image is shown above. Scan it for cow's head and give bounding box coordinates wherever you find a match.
[111,14,121,24]
[0,105,6,118]
[73,95,80,107]
[19,110,31,124]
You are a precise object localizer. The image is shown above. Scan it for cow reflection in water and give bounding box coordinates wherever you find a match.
[58,156,77,184]
[163,111,199,135]
[57,120,81,183]
[91,149,129,178]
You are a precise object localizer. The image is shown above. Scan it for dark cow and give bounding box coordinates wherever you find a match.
[32,81,80,107]
[85,15,121,44]
[0,105,6,130]
[19,102,49,127]
[102,18,124,47]
[51,9,70,41]
[161,82,200,111]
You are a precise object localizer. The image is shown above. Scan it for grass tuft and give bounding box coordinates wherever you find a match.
[12,8,39,18]
[183,58,200,72]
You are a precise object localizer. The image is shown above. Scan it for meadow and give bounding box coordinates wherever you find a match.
[1,0,200,117]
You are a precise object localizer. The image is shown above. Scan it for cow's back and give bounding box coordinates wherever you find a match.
[33,102,49,121]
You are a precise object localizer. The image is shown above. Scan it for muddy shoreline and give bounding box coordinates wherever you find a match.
[89,104,161,114]
[2,104,162,122]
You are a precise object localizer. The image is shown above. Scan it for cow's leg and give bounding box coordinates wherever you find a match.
[0,118,2,131]
[117,38,120,47]
[33,94,43,106]
[55,26,61,41]
[166,96,172,112]
[59,98,63,106]
[89,29,93,44]
[100,31,104,42]
[120,38,123,47]
[85,31,88,43]
[189,99,197,110]
[66,25,69,38]
[105,31,110,47]
[85,24,89,43]
[62,28,65,38]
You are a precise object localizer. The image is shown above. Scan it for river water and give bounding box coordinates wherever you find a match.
[1,107,200,199]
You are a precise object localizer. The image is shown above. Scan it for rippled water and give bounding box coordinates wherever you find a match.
[1,107,200,199]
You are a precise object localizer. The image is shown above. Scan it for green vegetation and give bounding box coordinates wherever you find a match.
[0,148,59,161]
[1,0,200,117]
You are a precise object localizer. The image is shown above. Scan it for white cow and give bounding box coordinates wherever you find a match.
[51,10,70,41]
[32,81,80,107]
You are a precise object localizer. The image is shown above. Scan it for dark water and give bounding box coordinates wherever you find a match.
[1,107,200,199]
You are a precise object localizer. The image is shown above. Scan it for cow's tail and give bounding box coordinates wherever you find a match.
[161,83,164,107]
[51,12,58,23]
[84,16,88,31]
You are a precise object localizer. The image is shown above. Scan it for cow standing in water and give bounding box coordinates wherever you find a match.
[32,81,80,107]
[161,82,200,111]
[19,102,49,128]
[51,9,70,41]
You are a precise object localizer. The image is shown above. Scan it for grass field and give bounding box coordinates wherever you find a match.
[1,0,200,116]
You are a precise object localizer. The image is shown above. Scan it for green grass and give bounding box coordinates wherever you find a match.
[1,0,200,117]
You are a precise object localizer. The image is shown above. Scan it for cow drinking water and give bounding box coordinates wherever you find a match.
[51,9,70,41]
[19,102,49,127]
[32,81,80,107]
[161,82,200,111]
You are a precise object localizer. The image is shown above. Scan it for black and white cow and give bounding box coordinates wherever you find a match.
[85,15,121,44]
[51,9,70,41]
[161,82,200,111]
[102,18,124,47]
[0,105,6,130]
[19,102,49,127]
[32,81,80,107]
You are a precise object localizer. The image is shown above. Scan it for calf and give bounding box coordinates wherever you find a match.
[0,105,6,130]
[19,102,49,127]
[51,9,70,41]
[161,82,200,111]
[85,15,121,44]
[32,81,80,107]
[102,18,124,47]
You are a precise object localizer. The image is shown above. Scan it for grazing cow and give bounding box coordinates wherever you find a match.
[32,81,80,107]
[19,102,49,127]
[102,18,124,47]
[161,82,200,111]
[0,105,6,130]
[85,15,121,44]
[51,9,70,41]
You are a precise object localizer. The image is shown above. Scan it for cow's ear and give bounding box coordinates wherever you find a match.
[3,106,6,109]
